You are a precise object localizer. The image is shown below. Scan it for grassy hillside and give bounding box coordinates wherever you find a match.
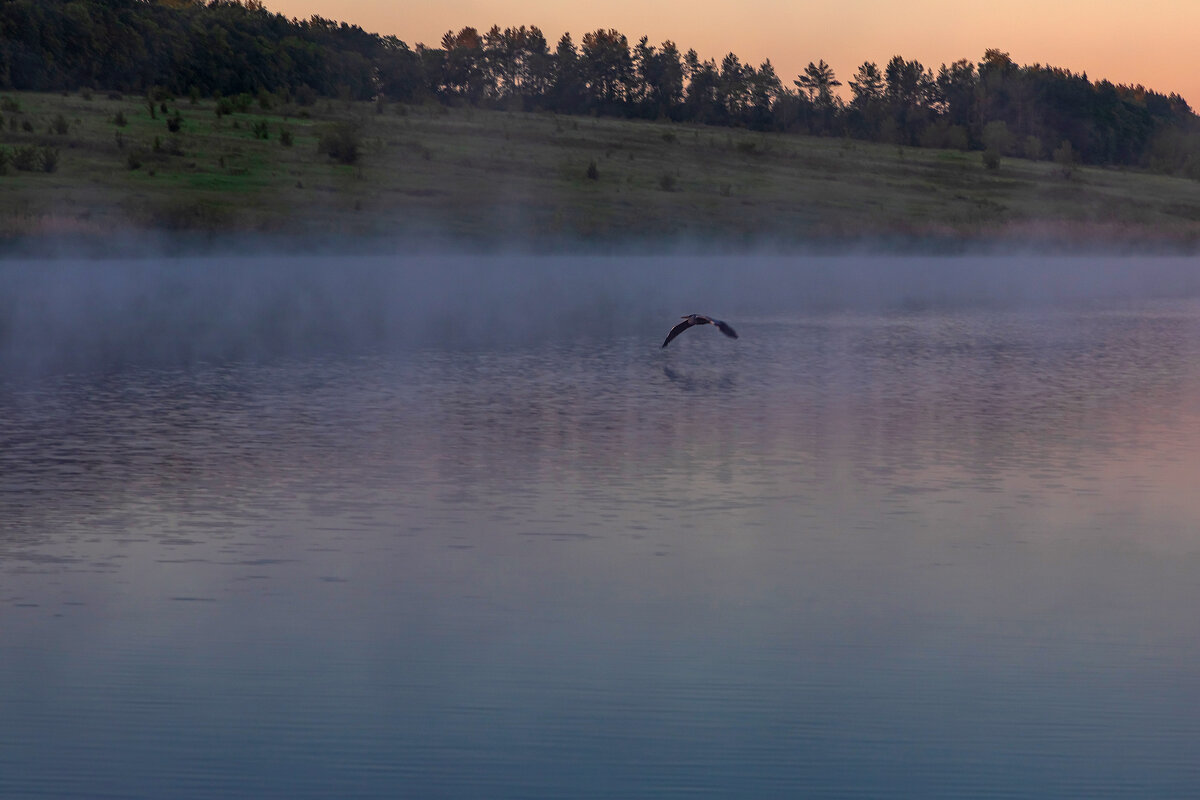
[1,90,1199,248]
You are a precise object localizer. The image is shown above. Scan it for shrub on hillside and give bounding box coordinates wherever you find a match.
[12,145,58,172]
[982,120,1014,156]
[1023,135,1044,160]
[1053,140,1076,179]
[946,125,969,151]
[317,124,359,164]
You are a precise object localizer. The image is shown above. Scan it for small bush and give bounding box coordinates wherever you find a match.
[106,91,122,101]
[215,98,234,117]
[252,119,270,140]
[279,128,294,147]
[946,125,969,151]
[127,151,143,170]
[585,159,599,180]
[1181,154,1200,181]
[148,199,231,230]
[21,120,33,132]
[661,131,677,143]
[659,172,677,192]
[1,96,20,113]
[40,147,58,172]
[295,84,317,107]
[0,147,9,173]
[918,126,943,150]
[317,124,360,164]
[1053,139,1076,179]
[1023,135,1045,161]
[113,110,128,127]
[167,113,182,132]
[982,149,1001,170]
[982,121,1014,156]
[12,145,41,171]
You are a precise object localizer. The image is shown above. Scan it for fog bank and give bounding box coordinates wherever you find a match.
[3,252,1199,377]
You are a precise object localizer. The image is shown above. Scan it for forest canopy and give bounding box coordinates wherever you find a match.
[1,0,1197,176]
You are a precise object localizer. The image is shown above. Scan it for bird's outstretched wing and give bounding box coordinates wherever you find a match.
[713,319,738,339]
[662,318,695,348]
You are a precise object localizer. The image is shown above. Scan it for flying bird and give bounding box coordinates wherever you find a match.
[661,314,739,348]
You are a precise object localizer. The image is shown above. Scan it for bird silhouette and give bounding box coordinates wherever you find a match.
[661,314,739,348]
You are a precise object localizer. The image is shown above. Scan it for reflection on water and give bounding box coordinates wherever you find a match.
[3,286,1200,797]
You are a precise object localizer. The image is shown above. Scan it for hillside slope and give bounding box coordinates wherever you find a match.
[1,91,1198,248]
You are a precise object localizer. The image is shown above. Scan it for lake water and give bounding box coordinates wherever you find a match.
[3,254,1200,798]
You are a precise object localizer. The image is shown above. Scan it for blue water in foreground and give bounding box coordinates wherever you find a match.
[2,255,1200,798]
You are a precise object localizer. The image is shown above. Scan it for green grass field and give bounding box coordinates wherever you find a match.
[1,90,1198,247]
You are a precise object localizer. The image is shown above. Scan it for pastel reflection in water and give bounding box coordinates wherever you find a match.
[2,260,1200,798]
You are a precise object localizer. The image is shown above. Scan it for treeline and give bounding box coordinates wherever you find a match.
[2,0,1198,176]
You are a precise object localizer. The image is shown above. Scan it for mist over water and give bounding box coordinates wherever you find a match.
[3,250,1200,798]
[3,251,1200,376]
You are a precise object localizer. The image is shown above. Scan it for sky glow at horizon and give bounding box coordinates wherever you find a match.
[263,0,1199,107]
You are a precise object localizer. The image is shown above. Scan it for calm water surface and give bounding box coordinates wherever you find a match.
[3,256,1200,798]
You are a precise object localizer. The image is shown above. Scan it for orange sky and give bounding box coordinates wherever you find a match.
[265,0,1199,106]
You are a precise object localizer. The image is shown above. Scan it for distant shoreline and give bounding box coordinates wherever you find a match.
[3,226,1198,260]
[1,92,1198,254]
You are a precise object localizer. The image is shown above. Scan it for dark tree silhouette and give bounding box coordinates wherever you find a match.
[747,59,783,130]
[550,33,585,113]
[847,61,885,138]
[580,29,633,111]
[884,56,935,144]
[683,49,722,124]
[796,60,840,106]
[795,60,842,134]
[0,1,1196,175]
